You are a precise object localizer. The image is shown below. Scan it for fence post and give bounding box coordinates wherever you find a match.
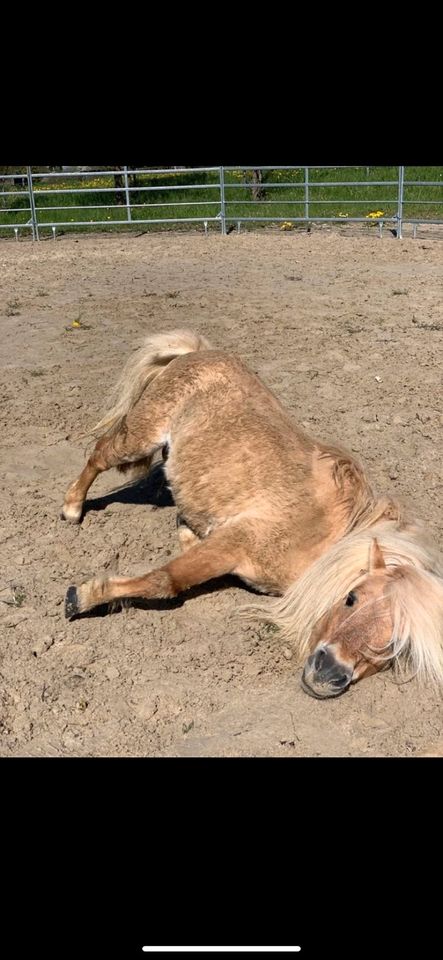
[397,165,405,239]
[219,166,226,234]
[26,165,39,241]
[304,167,309,222]
[123,165,132,222]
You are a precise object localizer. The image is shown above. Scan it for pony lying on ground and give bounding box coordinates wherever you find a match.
[61,329,443,698]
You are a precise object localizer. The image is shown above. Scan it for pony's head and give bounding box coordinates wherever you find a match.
[302,540,395,697]
[256,525,443,699]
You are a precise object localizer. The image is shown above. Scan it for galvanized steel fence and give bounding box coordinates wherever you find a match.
[1,166,442,240]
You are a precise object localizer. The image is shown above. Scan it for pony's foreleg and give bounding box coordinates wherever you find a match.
[61,419,165,523]
[65,530,244,618]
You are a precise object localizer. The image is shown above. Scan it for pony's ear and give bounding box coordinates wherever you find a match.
[369,538,386,573]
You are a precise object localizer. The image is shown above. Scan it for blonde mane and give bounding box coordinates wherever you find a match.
[248,512,443,687]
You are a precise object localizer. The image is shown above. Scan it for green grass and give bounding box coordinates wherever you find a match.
[1,166,442,235]
[0,584,26,607]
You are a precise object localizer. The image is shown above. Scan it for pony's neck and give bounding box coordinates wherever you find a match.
[348,494,403,534]
[283,442,402,589]
[313,441,403,538]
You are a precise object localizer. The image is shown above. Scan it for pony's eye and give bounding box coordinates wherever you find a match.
[345,591,357,607]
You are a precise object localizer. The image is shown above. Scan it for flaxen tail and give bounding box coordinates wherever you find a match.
[87,328,213,438]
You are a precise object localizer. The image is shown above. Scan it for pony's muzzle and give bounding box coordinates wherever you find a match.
[301,646,353,698]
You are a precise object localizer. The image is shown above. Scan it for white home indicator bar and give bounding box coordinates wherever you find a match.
[142,949,301,954]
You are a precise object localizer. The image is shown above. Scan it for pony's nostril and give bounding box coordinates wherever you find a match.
[314,648,326,671]
[331,673,350,688]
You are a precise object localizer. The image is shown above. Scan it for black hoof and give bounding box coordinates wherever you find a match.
[65,586,79,619]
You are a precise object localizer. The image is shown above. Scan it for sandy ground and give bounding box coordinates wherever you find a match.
[0,227,442,756]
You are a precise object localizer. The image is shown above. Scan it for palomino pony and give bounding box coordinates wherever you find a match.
[61,329,443,698]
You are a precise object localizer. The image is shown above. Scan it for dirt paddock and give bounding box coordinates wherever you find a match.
[1,229,442,756]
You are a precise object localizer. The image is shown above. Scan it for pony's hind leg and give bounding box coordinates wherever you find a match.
[61,417,167,523]
[65,529,245,618]
[177,515,200,553]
